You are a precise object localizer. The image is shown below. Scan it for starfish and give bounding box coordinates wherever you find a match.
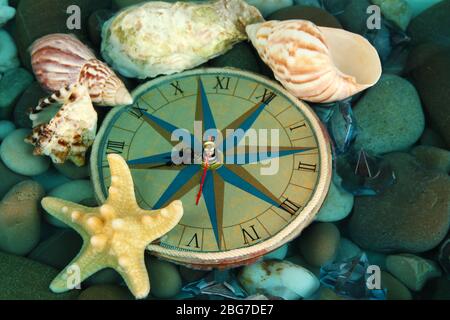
[41,154,184,299]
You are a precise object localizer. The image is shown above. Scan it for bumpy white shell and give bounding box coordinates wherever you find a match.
[246,20,382,103]
[26,84,97,167]
[101,0,264,79]
[31,33,132,106]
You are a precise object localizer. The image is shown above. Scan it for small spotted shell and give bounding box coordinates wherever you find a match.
[246,20,382,103]
[25,84,97,167]
[31,33,133,106]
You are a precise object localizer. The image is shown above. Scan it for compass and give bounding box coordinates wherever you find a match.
[91,68,332,268]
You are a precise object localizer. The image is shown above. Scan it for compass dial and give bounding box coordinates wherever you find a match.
[91,68,332,267]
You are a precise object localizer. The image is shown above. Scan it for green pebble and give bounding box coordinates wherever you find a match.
[353,74,425,155]
[53,161,90,180]
[404,0,444,18]
[381,271,412,300]
[0,157,27,198]
[179,266,208,283]
[146,257,182,299]
[0,128,51,176]
[349,152,450,253]
[335,238,361,262]
[32,167,72,192]
[0,29,19,73]
[28,229,82,269]
[298,222,341,267]
[13,82,47,129]
[386,254,442,291]
[267,5,342,28]
[338,0,372,34]
[0,120,15,140]
[0,68,33,119]
[0,180,44,256]
[411,48,450,147]
[317,287,349,300]
[315,174,353,222]
[411,145,450,173]
[46,180,96,227]
[371,0,413,31]
[208,42,260,74]
[245,0,294,17]
[407,0,450,46]
[263,243,289,260]
[78,285,133,300]
[0,251,79,300]
[85,269,123,286]
[366,250,387,270]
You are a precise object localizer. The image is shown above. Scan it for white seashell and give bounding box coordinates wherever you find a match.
[246,20,382,103]
[238,260,320,299]
[31,33,133,106]
[25,84,97,167]
[101,0,264,79]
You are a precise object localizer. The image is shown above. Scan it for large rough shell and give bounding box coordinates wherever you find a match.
[246,20,382,103]
[25,84,97,167]
[101,0,264,79]
[31,33,132,106]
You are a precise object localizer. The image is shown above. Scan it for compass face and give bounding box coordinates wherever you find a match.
[91,68,331,267]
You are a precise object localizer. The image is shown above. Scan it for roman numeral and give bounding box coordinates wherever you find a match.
[242,225,261,244]
[297,162,317,172]
[213,76,231,90]
[289,121,306,132]
[257,89,277,105]
[106,140,125,154]
[128,105,147,119]
[186,233,200,249]
[280,199,302,215]
[170,81,184,96]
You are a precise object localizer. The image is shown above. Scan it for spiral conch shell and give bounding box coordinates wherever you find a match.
[246,20,382,104]
[101,0,264,79]
[25,84,97,167]
[31,33,133,106]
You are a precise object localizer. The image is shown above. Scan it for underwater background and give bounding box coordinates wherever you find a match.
[0,0,449,300]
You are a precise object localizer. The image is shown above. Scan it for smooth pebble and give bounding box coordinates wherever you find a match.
[0,68,33,119]
[78,285,133,300]
[381,271,412,300]
[335,238,362,262]
[298,223,340,267]
[238,260,320,299]
[0,251,78,300]
[353,74,425,155]
[245,0,294,17]
[146,257,182,299]
[315,174,353,222]
[0,0,16,27]
[0,128,50,176]
[0,29,19,72]
[0,180,44,255]
[0,119,15,140]
[46,180,96,227]
[386,254,442,291]
[264,243,289,260]
[349,152,450,253]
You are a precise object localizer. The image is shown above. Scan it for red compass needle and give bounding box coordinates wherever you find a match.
[196,158,209,205]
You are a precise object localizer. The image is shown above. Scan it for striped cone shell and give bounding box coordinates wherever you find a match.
[246,20,382,104]
[31,34,132,106]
